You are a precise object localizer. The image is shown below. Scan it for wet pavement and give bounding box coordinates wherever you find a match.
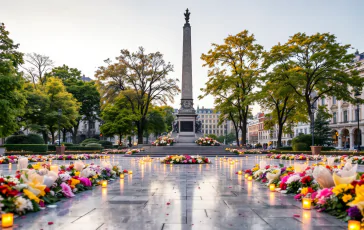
[1,155,348,230]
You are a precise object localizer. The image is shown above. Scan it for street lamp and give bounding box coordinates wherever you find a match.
[58,109,62,146]
[355,88,361,152]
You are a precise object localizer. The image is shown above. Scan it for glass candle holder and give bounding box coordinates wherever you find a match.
[248,176,253,181]
[348,220,361,230]
[120,174,124,179]
[269,184,276,192]
[302,198,312,210]
[2,213,14,228]
[101,180,108,188]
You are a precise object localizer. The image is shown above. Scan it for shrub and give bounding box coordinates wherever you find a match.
[61,142,74,146]
[48,145,56,151]
[85,143,102,148]
[98,140,113,147]
[292,134,312,147]
[277,146,293,151]
[5,134,44,144]
[4,144,48,153]
[292,142,309,151]
[322,146,336,151]
[66,146,102,151]
[80,138,99,146]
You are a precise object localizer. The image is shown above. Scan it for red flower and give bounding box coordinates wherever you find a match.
[265,165,270,169]
[280,183,287,190]
[0,178,4,183]
[301,176,312,184]
[262,179,267,183]
[192,159,196,163]
[45,187,51,193]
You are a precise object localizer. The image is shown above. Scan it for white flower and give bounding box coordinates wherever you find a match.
[15,196,33,213]
[286,175,301,184]
[59,173,71,182]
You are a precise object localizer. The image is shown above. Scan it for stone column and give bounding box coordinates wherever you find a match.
[181,22,193,100]
[338,136,343,148]
[350,132,355,150]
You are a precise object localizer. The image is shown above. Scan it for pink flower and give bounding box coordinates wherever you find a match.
[60,182,75,198]
[79,177,92,187]
[281,175,290,184]
[317,188,333,199]
[294,194,302,200]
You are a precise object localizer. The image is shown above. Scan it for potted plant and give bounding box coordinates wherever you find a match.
[56,144,66,155]
[310,145,322,155]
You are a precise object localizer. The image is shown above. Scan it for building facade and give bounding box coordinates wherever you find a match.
[196,106,234,137]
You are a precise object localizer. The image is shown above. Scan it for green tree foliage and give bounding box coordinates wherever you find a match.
[258,70,307,147]
[314,106,332,146]
[200,30,265,145]
[100,95,136,144]
[265,32,363,125]
[96,47,180,144]
[23,77,80,143]
[216,132,236,144]
[146,108,166,138]
[45,64,82,81]
[0,23,26,137]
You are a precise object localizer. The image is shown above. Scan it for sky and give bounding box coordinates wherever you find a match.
[1,0,363,114]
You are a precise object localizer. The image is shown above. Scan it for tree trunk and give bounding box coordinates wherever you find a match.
[72,121,80,144]
[62,128,66,142]
[235,129,240,147]
[277,123,283,148]
[51,131,55,144]
[240,120,247,145]
[42,130,48,144]
[137,118,146,144]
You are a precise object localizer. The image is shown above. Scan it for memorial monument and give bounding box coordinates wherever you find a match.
[172,9,202,143]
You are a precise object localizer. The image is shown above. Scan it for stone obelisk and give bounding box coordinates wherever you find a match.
[174,8,200,143]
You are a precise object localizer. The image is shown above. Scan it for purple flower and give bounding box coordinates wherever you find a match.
[347,206,363,221]
[281,167,286,173]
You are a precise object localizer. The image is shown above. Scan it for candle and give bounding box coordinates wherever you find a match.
[101,180,108,188]
[245,174,248,178]
[120,174,124,179]
[269,184,276,192]
[302,198,312,210]
[248,176,253,181]
[2,213,13,228]
[128,170,133,174]
[238,171,242,175]
[8,163,12,169]
[348,220,361,230]
[50,165,59,174]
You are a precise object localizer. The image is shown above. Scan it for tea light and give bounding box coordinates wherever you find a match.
[248,176,253,181]
[238,171,242,175]
[302,198,312,210]
[120,174,124,179]
[269,184,276,192]
[245,174,249,178]
[348,220,361,230]
[128,170,133,174]
[8,163,12,169]
[2,213,13,228]
[101,180,108,188]
[50,165,59,174]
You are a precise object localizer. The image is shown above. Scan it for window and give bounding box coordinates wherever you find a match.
[333,96,337,105]
[321,97,325,105]
[333,112,337,123]
[344,111,348,123]
[304,128,307,134]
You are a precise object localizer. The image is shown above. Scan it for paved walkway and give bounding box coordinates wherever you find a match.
[2,156,347,229]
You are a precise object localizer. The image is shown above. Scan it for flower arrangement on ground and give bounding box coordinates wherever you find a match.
[266,154,322,161]
[0,158,121,216]
[161,155,211,164]
[103,148,145,154]
[152,136,175,146]
[241,160,364,222]
[195,137,220,146]
[226,148,262,155]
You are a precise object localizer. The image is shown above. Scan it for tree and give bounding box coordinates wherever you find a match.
[265,32,363,132]
[22,53,54,87]
[0,23,26,137]
[258,71,306,148]
[200,30,265,145]
[160,106,175,132]
[23,78,80,143]
[100,95,136,144]
[45,64,82,81]
[64,79,100,143]
[96,47,180,144]
[314,106,332,146]
[146,109,166,138]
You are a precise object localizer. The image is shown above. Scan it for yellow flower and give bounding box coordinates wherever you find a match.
[71,178,80,186]
[332,184,354,196]
[342,194,353,203]
[349,185,364,214]
[23,189,40,203]
[301,187,308,195]
[32,163,41,170]
[75,171,80,176]
[93,175,98,179]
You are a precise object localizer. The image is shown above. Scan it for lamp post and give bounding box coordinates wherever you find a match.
[355,88,361,152]
[224,119,228,145]
[58,109,62,146]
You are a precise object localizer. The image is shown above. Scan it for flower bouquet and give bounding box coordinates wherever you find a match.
[152,136,175,146]
[161,155,211,164]
[195,137,220,146]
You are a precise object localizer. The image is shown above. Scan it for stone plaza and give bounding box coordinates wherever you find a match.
[1,156,350,230]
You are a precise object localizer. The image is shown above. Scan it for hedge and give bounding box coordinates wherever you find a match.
[4,144,48,153]
[269,150,364,155]
[5,134,44,144]
[66,146,102,151]
[293,142,308,151]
